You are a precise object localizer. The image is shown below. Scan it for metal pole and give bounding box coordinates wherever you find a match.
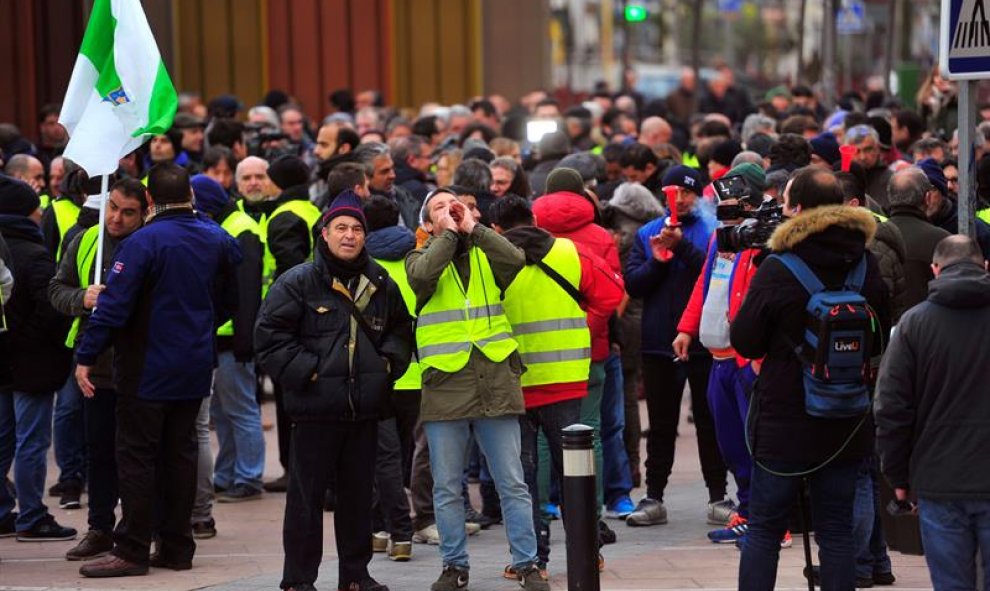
[822,0,837,109]
[959,80,977,238]
[93,174,109,286]
[563,424,600,591]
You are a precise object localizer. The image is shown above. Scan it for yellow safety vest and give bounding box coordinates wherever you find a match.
[375,257,422,390]
[39,194,51,210]
[415,248,517,373]
[262,199,321,293]
[978,208,990,225]
[682,152,701,170]
[64,225,100,348]
[218,210,265,337]
[502,238,590,387]
[51,198,80,263]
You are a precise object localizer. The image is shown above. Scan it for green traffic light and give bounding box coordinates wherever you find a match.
[625,4,647,22]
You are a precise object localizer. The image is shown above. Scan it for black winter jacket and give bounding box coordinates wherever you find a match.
[876,262,990,499]
[731,205,887,464]
[268,185,317,281]
[216,203,264,361]
[255,241,412,422]
[0,215,72,393]
[886,206,951,311]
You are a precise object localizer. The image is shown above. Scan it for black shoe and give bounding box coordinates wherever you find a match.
[16,515,77,542]
[150,552,192,571]
[217,484,262,503]
[286,585,317,591]
[517,564,551,591]
[0,511,17,538]
[803,565,821,584]
[431,565,469,591]
[66,529,114,561]
[213,483,228,494]
[598,520,617,545]
[192,519,216,539]
[339,576,388,591]
[59,484,83,510]
[856,576,875,588]
[80,554,149,578]
[464,508,497,529]
[263,474,289,492]
[48,481,66,497]
[873,571,895,585]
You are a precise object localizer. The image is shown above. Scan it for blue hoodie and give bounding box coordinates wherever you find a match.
[366,225,417,262]
[625,207,717,356]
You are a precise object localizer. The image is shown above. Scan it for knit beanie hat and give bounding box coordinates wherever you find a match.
[727,162,767,192]
[545,167,586,195]
[0,174,41,216]
[191,174,229,216]
[809,132,841,166]
[322,190,367,230]
[661,165,703,194]
[916,158,948,196]
[268,155,311,191]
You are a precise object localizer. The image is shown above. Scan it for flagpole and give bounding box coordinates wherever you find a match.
[93,174,109,286]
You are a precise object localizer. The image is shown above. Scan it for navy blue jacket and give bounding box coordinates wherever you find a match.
[625,207,716,357]
[76,209,242,401]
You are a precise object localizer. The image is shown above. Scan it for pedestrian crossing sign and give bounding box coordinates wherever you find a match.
[942,0,990,79]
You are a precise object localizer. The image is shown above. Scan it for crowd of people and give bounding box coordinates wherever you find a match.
[0,63,989,591]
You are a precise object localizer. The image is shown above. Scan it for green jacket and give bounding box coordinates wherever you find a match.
[405,225,527,421]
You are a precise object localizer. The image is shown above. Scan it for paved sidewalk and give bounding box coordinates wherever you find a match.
[0,400,931,590]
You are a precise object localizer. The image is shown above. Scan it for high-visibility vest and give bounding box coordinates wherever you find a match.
[39,193,51,210]
[375,257,422,390]
[51,198,80,263]
[682,152,701,170]
[218,210,265,337]
[262,199,321,291]
[415,248,517,373]
[65,225,101,348]
[502,238,591,387]
[871,211,889,223]
[979,208,990,225]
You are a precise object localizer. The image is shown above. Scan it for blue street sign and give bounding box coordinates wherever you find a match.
[836,0,866,35]
[941,0,990,79]
[718,0,742,13]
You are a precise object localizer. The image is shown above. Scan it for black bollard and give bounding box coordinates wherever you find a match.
[562,424,600,591]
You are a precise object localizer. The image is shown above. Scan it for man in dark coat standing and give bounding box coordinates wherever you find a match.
[0,175,75,541]
[875,235,990,591]
[731,168,888,590]
[256,191,412,591]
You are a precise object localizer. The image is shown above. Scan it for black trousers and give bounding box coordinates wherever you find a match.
[391,389,421,487]
[372,418,413,541]
[84,387,117,534]
[642,354,726,502]
[282,419,378,589]
[112,395,200,565]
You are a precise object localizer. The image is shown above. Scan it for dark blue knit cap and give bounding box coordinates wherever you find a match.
[916,158,948,196]
[322,190,367,230]
[191,174,229,216]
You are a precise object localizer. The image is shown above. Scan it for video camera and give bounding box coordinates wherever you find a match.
[713,174,784,252]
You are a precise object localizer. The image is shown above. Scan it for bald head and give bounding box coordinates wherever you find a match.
[640,117,673,148]
[887,167,932,210]
[236,156,272,204]
[933,235,984,268]
[4,154,44,193]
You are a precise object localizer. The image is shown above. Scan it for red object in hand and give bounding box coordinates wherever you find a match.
[839,145,858,172]
[663,186,679,225]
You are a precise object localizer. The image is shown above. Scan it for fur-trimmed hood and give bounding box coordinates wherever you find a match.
[768,205,877,252]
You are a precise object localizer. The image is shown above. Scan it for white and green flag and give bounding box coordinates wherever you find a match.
[59,0,177,176]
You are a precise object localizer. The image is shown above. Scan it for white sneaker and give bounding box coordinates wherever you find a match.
[413,524,439,545]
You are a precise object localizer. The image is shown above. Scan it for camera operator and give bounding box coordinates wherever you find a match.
[625,165,728,528]
[671,163,786,547]
[730,167,890,590]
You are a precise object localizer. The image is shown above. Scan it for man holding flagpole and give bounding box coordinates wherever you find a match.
[50,0,243,578]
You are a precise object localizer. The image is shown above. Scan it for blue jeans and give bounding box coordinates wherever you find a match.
[424,416,537,570]
[601,352,633,506]
[53,371,86,485]
[0,390,55,530]
[852,457,892,580]
[919,498,990,591]
[211,353,265,491]
[739,459,859,591]
[520,398,582,566]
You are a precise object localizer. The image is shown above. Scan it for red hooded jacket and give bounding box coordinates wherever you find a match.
[532,191,623,361]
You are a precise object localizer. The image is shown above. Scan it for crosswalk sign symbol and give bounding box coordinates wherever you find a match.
[836,1,866,35]
[942,0,990,78]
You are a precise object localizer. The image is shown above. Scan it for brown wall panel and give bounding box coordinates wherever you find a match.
[482,0,550,102]
[267,0,392,120]
[230,2,264,105]
[199,0,233,100]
